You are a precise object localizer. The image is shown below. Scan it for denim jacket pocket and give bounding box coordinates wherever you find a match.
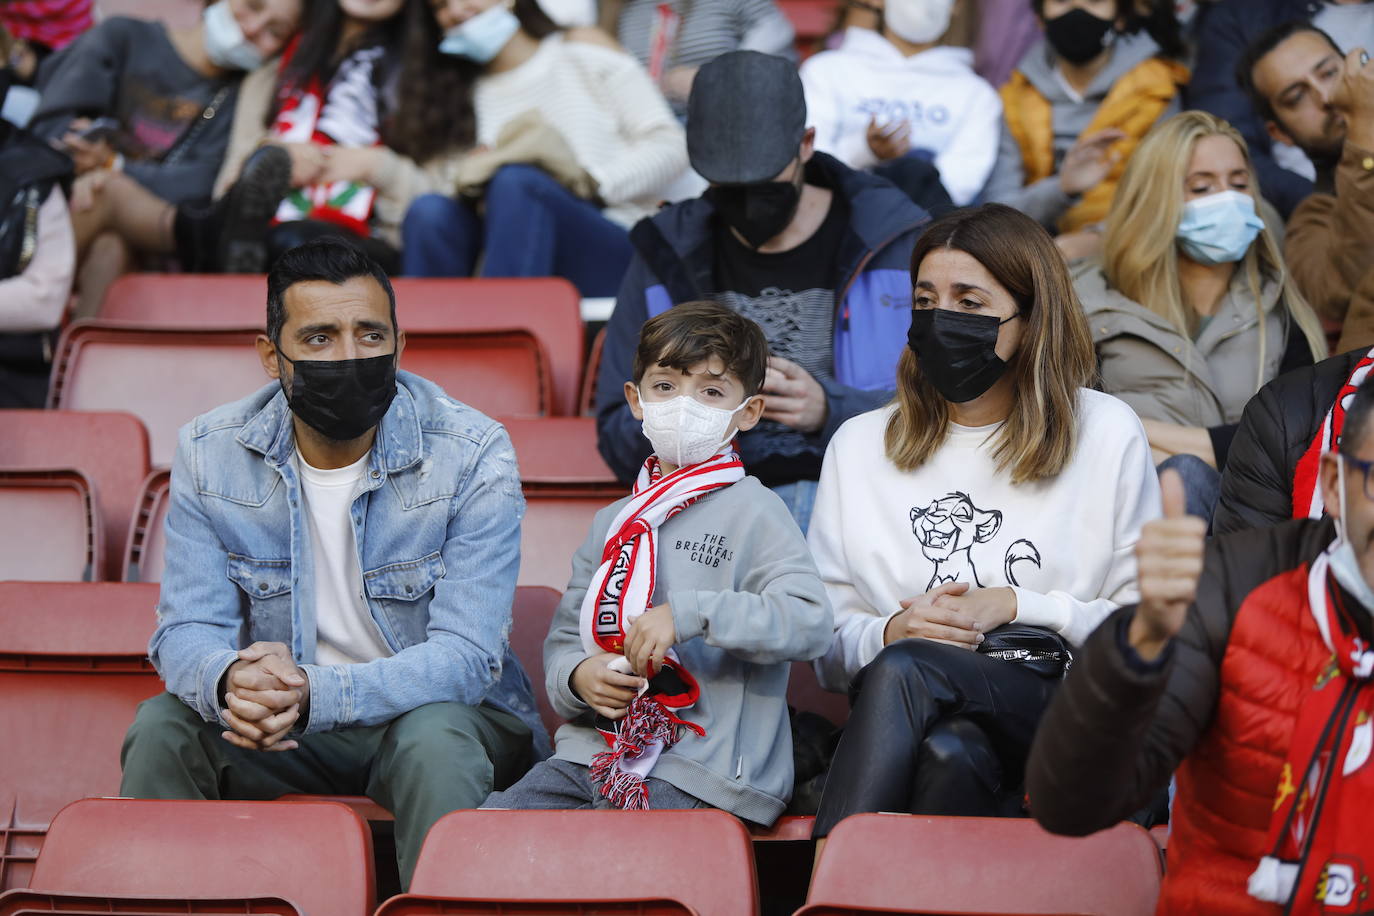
[226,553,293,645]
[364,551,445,645]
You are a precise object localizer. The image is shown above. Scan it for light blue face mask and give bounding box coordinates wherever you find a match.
[203,0,265,71]
[1329,456,1374,610]
[1175,189,1265,265]
[438,3,521,63]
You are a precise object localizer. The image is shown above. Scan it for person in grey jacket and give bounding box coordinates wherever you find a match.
[484,301,832,825]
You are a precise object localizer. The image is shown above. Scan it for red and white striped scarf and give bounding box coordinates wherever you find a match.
[578,445,744,809]
[1294,349,1374,520]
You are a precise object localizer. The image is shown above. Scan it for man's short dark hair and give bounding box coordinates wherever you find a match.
[1236,20,1342,124]
[632,301,770,397]
[1341,377,1374,458]
[265,237,397,345]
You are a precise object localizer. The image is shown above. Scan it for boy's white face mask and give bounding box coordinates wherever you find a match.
[639,393,754,467]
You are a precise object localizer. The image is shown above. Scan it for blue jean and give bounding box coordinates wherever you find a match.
[1157,453,1221,528]
[400,165,634,297]
[769,479,818,534]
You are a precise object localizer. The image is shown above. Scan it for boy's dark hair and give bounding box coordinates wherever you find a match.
[1340,377,1374,459]
[266,237,397,345]
[1236,20,1341,123]
[632,301,770,397]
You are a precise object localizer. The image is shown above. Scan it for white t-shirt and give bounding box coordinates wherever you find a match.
[1315,2,1374,57]
[297,450,393,667]
[799,29,1003,206]
[807,389,1161,692]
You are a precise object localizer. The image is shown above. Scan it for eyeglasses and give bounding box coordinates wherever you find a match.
[1341,452,1374,501]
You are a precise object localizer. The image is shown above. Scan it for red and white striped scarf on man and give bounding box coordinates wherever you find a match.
[1293,349,1374,519]
[577,445,744,809]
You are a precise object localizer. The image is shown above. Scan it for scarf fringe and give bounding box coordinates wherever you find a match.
[590,696,685,809]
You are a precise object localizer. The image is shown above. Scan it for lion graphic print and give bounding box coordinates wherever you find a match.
[909,492,1042,591]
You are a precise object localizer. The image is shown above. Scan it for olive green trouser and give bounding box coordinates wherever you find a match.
[120,691,532,888]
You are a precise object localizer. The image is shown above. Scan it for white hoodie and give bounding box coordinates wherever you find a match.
[800,28,1002,206]
[807,389,1161,692]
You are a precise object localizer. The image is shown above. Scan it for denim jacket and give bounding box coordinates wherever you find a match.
[149,370,549,756]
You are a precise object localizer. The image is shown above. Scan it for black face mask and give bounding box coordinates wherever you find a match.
[1044,7,1114,65]
[278,351,398,442]
[704,170,803,248]
[907,308,1019,404]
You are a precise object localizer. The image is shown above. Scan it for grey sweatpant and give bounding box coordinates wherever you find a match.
[482,757,707,810]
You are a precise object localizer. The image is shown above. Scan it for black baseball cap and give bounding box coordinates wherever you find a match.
[686,51,807,185]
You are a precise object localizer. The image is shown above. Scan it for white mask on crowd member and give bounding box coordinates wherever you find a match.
[203,0,266,71]
[883,0,955,45]
[1175,189,1265,265]
[535,0,595,27]
[438,3,521,62]
[1328,456,1374,609]
[639,394,754,467]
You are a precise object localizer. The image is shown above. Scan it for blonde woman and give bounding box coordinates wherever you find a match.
[1073,110,1326,518]
[807,203,1160,836]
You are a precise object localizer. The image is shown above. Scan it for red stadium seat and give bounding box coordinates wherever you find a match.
[579,326,606,416]
[122,469,171,582]
[0,582,161,891]
[0,410,150,581]
[379,809,758,915]
[0,890,301,914]
[18,798,373,916]
[504,416,619,489]
[509,585,562,740]
[377,897,690,915]
[48,321,552,466]
[778,0,839,56]
[787,659,849,726]
[519,490,621,590]
[99,274,585,415]
[800,814,1162,915]
[0,470,101,582]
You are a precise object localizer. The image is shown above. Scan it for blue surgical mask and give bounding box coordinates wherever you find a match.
[438,3,521,62]
[1175,189,1265,265]
[202,0,265,71]
[1329,456,1374,609]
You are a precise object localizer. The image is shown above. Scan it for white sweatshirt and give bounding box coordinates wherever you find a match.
[800,29,1002,206]
[808,389,1161,692]
[474,33,688,228]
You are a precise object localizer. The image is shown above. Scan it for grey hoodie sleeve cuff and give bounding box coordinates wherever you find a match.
[549,652,592,719]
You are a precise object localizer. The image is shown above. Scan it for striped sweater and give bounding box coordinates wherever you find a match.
[474,34,688,227]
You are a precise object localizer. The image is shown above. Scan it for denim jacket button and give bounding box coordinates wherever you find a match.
[405,585,414,595]
[257,582,268,592]
[371,470,381,479]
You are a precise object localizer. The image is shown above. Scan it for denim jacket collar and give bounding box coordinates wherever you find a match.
[235,381,425,476]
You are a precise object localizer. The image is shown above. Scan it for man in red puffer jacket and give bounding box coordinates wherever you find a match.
[1027,379,1374,915]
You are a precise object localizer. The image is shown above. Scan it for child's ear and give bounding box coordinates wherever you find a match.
[733,393,766,433]
[624,381,644,421]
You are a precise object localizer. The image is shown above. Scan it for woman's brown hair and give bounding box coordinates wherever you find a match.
[885,203,1096,484]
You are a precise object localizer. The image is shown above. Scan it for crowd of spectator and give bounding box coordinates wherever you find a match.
[7,0,1374,912]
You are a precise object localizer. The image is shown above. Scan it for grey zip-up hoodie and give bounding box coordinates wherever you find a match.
[543,475,833,825]
[985,31,1177,229]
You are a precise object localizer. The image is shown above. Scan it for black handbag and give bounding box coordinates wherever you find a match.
[977,623,1073,679]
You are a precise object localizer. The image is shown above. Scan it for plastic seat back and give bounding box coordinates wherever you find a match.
[0,471,100,582]
[400,330,551,417]
[47,323,268,467]
[100,274,583,415]
[518,490,624,590]
[0,410,150,581]
[504,417,619,489]
[377,896,692,915]
[0,582,161,891]
[402,809,757,915]
[28,798,373,916]
[122,469,172,582]
[0,889,302,914]
[509,586,562,739]
[801,814,1161,915]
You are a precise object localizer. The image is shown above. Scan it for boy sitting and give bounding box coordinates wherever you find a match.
[483,300,833,823]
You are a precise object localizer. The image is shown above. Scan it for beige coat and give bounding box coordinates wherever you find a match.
[211,62,465,248]
[1072,260,1290,427]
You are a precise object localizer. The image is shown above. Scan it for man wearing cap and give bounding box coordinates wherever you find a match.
[593,50,931,532]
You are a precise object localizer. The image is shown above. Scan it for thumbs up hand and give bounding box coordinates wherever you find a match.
[1129,469,1207,661]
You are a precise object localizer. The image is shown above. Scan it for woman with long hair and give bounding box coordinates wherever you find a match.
[807,203,1159,837]
[398,0,687,295]
[1074,110,1326,517]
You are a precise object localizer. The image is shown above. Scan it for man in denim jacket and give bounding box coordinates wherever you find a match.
[120,239,544,888]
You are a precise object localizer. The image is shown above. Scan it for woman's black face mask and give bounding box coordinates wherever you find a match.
[277,350,398,442]
[906,307,1021,404]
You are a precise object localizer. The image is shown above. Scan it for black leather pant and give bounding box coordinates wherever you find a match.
[813,638,1058,837]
